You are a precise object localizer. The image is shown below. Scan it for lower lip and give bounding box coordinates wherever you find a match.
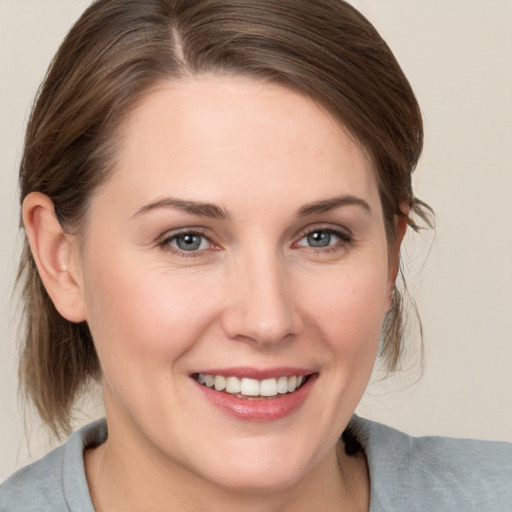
[193,374,318,422]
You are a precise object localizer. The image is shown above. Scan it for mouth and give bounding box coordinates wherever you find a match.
[192,373,311,400]
[190,367,318,420]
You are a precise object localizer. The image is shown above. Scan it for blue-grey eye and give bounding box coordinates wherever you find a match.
[295,228,350,250]
[173,233,207,251]
[306,231,333,247]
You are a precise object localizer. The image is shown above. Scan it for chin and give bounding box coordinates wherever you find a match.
[188,438,318,494]
[204,463,305,494]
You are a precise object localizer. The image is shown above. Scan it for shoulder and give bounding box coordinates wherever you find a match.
[347,416,512,512]
[0,444,68,511]
[0,419,106,512]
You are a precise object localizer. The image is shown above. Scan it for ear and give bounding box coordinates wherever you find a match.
[22,192,86,322]
[386,208,409,306]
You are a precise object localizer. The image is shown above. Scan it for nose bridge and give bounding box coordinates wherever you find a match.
[223,243,299,345]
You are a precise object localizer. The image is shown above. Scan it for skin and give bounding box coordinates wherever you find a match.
[24,76,406,511]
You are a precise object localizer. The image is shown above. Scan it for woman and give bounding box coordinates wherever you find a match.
[1,0,510,510]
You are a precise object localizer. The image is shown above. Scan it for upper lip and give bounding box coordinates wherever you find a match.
[191,367,315,380]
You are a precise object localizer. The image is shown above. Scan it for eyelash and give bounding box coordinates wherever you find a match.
[293,227,353,254]
[158,229,215,258]
[158,226,352,257]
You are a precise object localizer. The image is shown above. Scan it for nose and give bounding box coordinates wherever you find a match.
[221,251,302,346]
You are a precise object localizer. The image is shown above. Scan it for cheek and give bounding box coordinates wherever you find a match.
[81,249,222,373]
[289,258,390,435]
[304,259,390,357]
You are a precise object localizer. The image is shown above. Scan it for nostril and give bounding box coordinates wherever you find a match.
[220,267,302,344]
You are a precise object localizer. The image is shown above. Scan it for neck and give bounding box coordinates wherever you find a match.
[85,432,369,512]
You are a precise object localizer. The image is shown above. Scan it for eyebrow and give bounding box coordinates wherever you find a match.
[297,195,372,216]
[132,198,229,220]
[132,194,371,221]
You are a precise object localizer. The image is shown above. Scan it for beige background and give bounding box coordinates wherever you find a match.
[1,0,511,481]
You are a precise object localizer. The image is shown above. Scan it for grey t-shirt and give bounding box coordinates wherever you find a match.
[1,416,511,511]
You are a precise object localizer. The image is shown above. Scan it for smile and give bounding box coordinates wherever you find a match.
[191,368,318,421]
[193,373,307,398]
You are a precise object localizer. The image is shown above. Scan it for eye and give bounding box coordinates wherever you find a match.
[295,228,351,250]
[305,231,334,248]
[160,231,213,253]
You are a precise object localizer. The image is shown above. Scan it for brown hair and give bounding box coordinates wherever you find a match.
[18,0,433,437]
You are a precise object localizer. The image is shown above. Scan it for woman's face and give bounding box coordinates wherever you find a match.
[76,76,396,491]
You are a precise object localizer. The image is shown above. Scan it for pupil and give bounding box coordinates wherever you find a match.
[308,231,330,247]
[177,234,201,251]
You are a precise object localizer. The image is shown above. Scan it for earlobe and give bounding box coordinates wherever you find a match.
[392,206,410,269]
[393,213,409,258]
[22,192,86,323]
[386,211,409,307]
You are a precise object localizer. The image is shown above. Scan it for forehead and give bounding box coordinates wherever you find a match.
[97,76,380,216]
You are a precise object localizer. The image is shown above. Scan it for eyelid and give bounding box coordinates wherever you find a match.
[157,227,219,256]
[293,224,352,242]
[157,227,207,243]
[155,224,352,257]
[292,225,353,252]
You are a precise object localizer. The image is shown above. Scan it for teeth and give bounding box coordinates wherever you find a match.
[277,376,289,394]
[225,376,241,394]
[214,375,226,391]
[240,378,260,396]
[260,378,278,397]
[196,373,307,397]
